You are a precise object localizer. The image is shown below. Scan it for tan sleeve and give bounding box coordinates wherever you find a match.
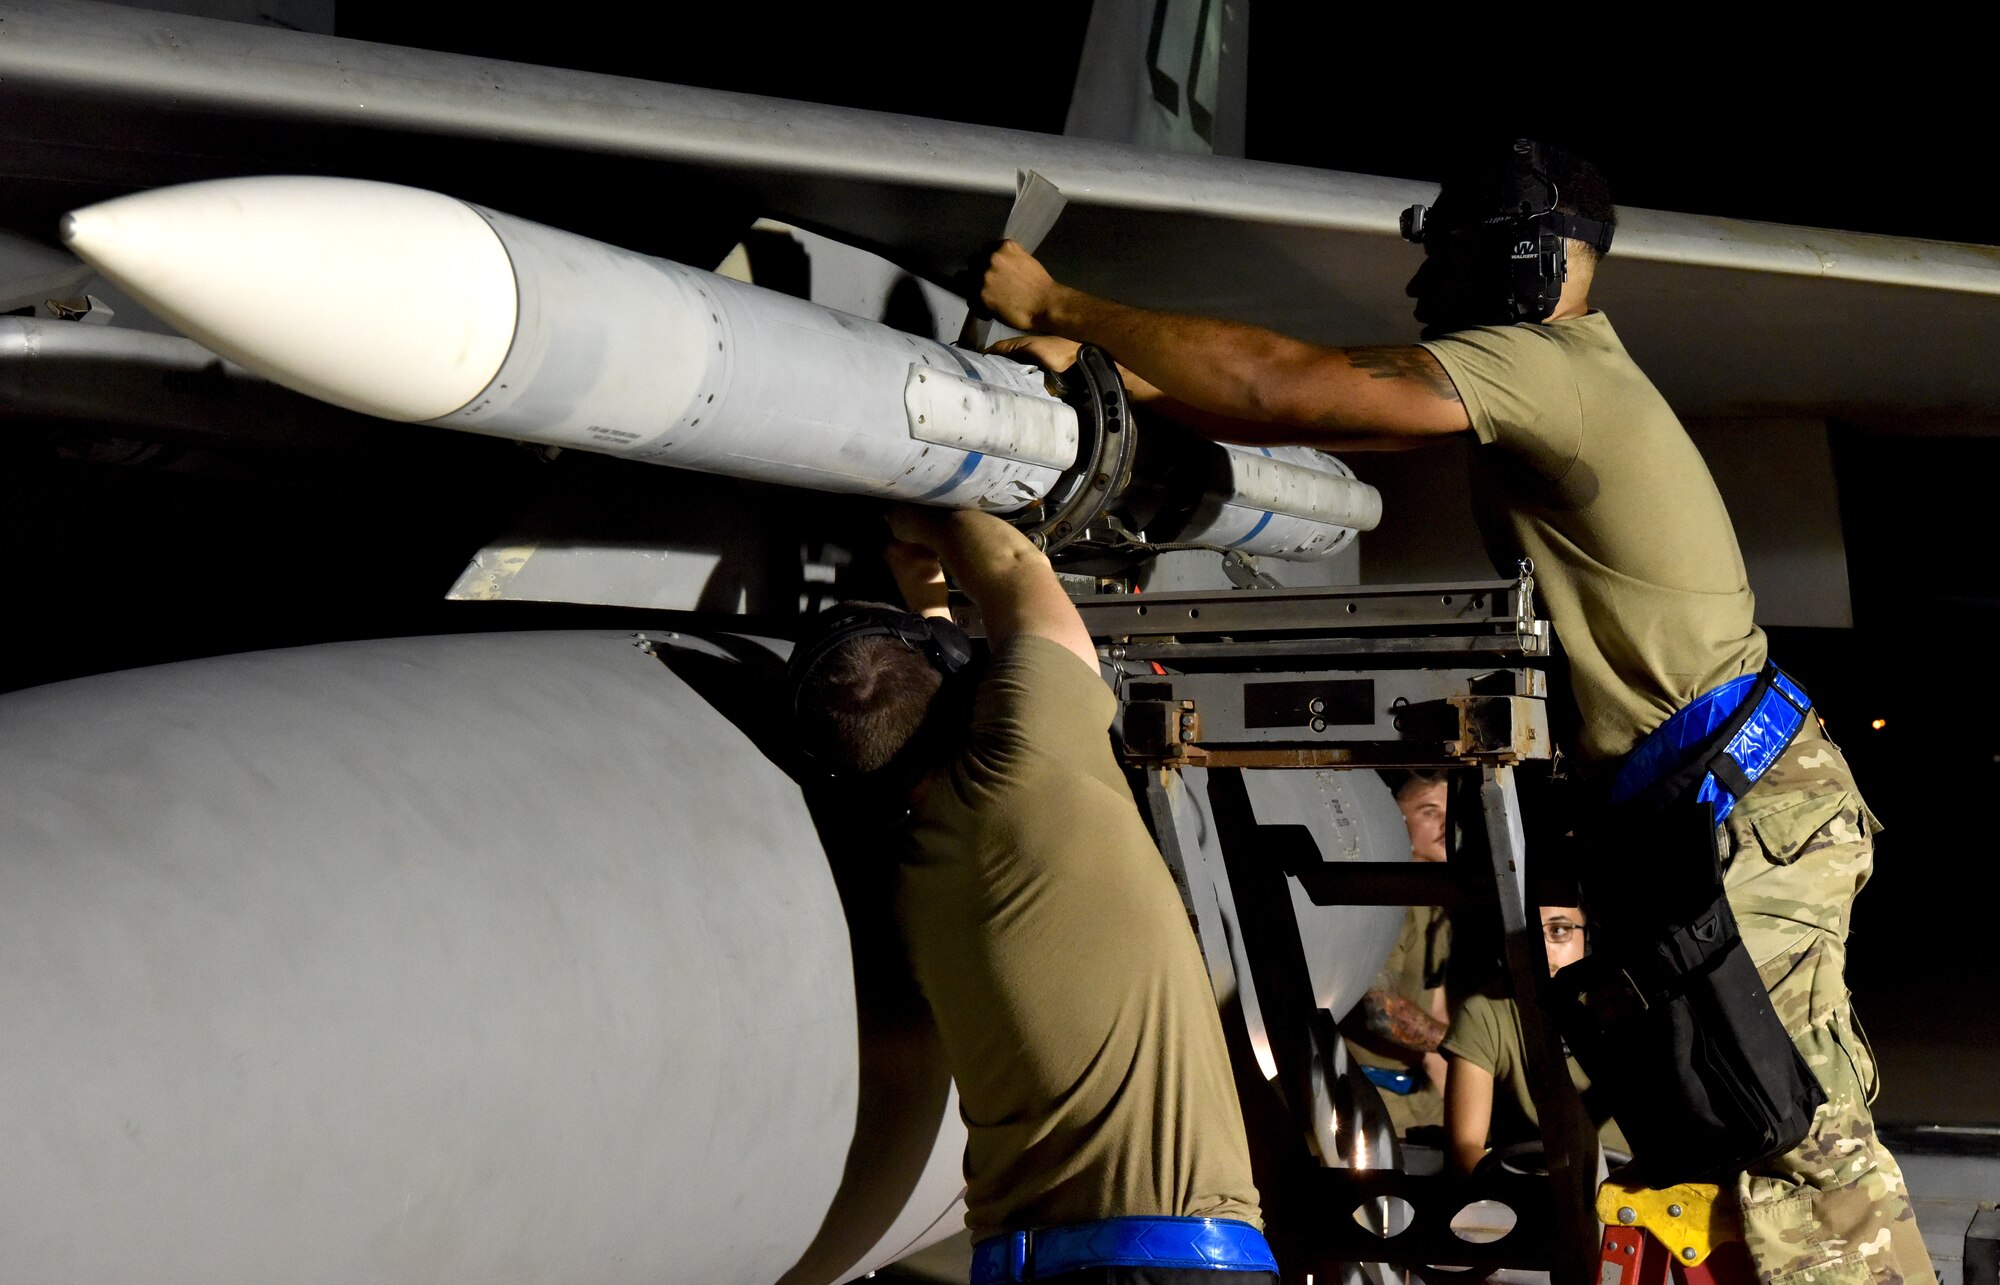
[958,634,1117,788]
[1440,992,1505,1075]
[1420,325,1583,484]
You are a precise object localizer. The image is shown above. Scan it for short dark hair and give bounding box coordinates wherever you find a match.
[1541,143,1616,265]
[796,604,946,777]
[1378,767,1449,801]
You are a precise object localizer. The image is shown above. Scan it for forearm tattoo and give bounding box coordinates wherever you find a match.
[1362,990,1448,1052]
[1346,346,1463,402]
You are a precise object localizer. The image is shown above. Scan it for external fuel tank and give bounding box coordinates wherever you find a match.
[0,631,964,1283]
[0,631,1406,1281]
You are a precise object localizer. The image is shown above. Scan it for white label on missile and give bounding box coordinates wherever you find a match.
[903,365,1079,471]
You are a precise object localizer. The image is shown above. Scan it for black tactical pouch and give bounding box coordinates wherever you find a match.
[1551,799,1826,1186]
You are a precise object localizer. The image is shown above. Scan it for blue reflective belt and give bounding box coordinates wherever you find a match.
[1609,665,1812,823]
[970,1217,1277,1283]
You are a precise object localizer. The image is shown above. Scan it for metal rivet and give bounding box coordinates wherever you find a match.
[1667,1204,1683,1218]
[1310,717,1326,733]
[1617,1207,1636,1225]
[1681,1248,1697,1262]
[1308,698,1325,715]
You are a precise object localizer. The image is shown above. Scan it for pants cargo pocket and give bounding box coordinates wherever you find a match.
[1743,1190,1870,1285]
[1770,1249,1875,1285]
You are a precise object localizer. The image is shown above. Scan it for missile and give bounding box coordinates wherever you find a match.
[62,175,1073,512]
[1178,444,1382,559]
[63,176,1380,561]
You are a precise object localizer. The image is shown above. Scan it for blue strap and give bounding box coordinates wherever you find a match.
[1609,665,1811,823]
[1361,1065,1420,1096]
[970,1216,1277,1283]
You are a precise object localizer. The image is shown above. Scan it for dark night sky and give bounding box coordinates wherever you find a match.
[339,8,1996,246]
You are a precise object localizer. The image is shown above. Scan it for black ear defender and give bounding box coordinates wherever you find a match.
[1399,139,1616,326]
[785,603,976,758]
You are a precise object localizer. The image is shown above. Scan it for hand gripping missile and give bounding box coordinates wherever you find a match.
[63,176,1379,558]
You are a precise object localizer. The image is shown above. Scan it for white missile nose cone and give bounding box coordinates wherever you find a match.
[62,176,518,422]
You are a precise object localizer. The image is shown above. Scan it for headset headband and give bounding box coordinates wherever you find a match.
[1396,140,1615,328]
[786,604,975,728]
[1398,193,1614,255]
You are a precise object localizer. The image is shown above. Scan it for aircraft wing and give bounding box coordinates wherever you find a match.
[3,0,1998,429]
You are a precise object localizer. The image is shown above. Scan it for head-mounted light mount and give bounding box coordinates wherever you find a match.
[1402,140,1615,329]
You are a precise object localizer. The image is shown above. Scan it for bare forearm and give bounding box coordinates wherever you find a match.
[1041,290,1462,442]
[981,240,1466,442]
[885,506,1096,668]
[892,508,1045,605]
[1141,389,1449,452]
[1040,288,1326,427]
[1444,1058,1495,1176]
[1360,989,1448,1053]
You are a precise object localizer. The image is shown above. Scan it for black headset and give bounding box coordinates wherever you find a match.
[1399,139,1616,328]
[786,604,976,772]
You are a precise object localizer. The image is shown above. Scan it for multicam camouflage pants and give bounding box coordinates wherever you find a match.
[1720,725,1937,1285]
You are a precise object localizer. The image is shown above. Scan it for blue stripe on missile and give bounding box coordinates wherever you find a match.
[1224,449,1278,543]
[1228,509,1274,547]
[915,450,986,502]
[947,348,983,380]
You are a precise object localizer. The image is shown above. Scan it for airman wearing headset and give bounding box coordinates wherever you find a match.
[977,140,1932,1285]
[790,504,1274,1285]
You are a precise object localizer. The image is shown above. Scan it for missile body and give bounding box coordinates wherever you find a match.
[63,177,1382,559]
[1183,445,1382,559]
[63,177,1072,512]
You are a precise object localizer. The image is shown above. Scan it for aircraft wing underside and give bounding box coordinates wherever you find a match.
[2,0,1998,429]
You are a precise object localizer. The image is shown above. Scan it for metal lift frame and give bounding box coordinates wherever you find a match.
[1065,568,1603,1285]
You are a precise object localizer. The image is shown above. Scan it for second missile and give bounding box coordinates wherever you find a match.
[63,176,1380,558]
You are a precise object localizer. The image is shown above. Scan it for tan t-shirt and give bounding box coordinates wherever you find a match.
[900,634,1261,1240]
[1421,313,1767,762]
[1442,991,1630,1155]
